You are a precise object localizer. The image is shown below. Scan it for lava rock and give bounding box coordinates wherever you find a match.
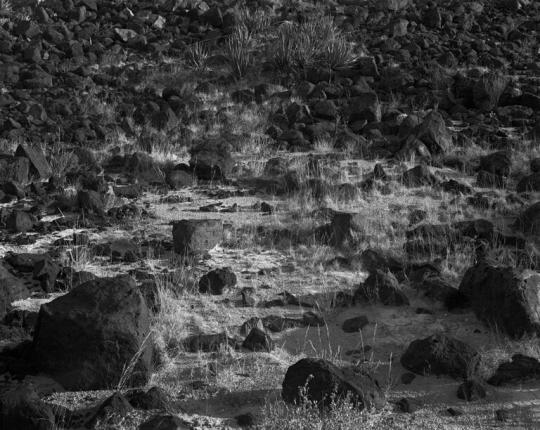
[342,316,369,333]
[243,327,274,352]
[31,275,152,391]
[354,270,409,306]
[282,358,384,410]
[172,219,223,255]
[457,380,486,401]
[400,334,479,379]
[488,354,540,386]
[459,262,540,338]
[198,267,237,295]
[0,382,55,430]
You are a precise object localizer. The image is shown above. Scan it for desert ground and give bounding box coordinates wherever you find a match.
[0,0,539,428]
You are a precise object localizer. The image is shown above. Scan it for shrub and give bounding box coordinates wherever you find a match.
[225,26,253,79]
[271,15,356,75]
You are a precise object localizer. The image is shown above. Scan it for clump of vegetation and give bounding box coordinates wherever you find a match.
[225,25,253,79]
[271,15,357,76]
[260,393,392,430]
[185,41,209,72]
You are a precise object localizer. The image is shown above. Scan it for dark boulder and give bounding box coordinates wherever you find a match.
[243,327,274,352]
[342,316,369,333]
[400,334,479,379]
[282,358,384,410]
[0,383,55,430]
[488,354,540,386]
[354,270,409,306]
[457,380,486,401]
[517,173,540,193]
[15,144,52,180]
[198,267,236,295]
[189,139,233,181]
[401,165,439,187]
[172,219,223,255]
[514,202,540,234]
[31,276,152,391]
[139,414,190,430]
[459,262,540,338]
[126,386,170,410]
[0,264,30,318]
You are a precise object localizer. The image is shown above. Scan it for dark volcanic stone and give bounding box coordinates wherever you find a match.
[488,354,540,386]
[400,334,479,379]
[243,327,274,352]
[126,386,170,410]
[172,219,223,255]
[0,383,55,430]
[355,270,409,306]
[282,358,384,410]
[198,267,237,295]
[457,380,486,401]
[342,316,369,333]
[139,414,190,430]
[0,264,30,319]
[31,276,152,391]
[459,262,540,338]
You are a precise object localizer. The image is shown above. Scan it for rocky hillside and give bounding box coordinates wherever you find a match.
[0,0,539,429]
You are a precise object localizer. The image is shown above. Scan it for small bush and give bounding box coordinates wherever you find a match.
[225,26,253,79]
[185,41,209,71]
[271,15,356,75]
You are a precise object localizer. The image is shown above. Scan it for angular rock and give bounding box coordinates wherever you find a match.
[0,383,55,430]
[172,219,223,255]
[15,144,51,180]
[183,332,236,353]
[282,358,384,410]
[31,276,152,391]
[515,202,540,234]
[0,264,30,319]
[413,111,452,155]
[355,270,409,306]
[401,334,478,379]
[198,267,236,295]
[517,173,540,193]
[488,354,540,386]
[139,414,189,430]
[459,262,540,338]
[125,152,165,185]
[243,327,274,352]
[457,380,486,401]
[479,151,511,177]
[401,165,439,187]
[189,140,233,181]
[342,316,369,333]
[126,386,170,411]
[6,210,35,233]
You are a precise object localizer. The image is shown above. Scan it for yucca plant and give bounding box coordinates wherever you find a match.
[271,15,357,75]
[185,41,209,71]
[236,7,271,35]
[225,26,253,79]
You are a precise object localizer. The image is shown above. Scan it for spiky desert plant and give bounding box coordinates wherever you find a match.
[225,25,253,79]
[271,15,356,74]
[185,41,209,71]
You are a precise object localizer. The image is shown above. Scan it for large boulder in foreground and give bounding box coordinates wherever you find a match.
[282,358,384,410]
[0,383,55,430]
[31,276,152,391]
[400,334,479,379]
[459,262,540,338]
